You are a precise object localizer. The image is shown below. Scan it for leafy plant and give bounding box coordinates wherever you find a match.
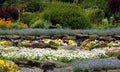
[42,2,90,29]
[30,19,44,28]
[86,8,105,24]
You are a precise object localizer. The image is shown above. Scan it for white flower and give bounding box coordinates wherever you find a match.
[0,46,110,62]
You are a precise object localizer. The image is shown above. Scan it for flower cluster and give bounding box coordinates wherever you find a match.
[0,38,77,48]
[106,47,120,57]
[0,46,107,62]
[0,59,19,72]
[80,39,120,50]
[0,18,28,29]
[0,18,12,28]
[107,47,120,53]
[43,39,77,46]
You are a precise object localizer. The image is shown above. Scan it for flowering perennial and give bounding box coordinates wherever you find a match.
[0,46,108,62]
[0,59,19,72]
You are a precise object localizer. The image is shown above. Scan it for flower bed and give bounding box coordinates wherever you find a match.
[0,46,108,63]
[0,59,19,72]
[0,36,120,50]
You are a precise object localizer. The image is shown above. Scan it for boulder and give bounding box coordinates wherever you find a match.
[89,35,99,41]
[75,34,89,41]
[98,36,115,42]
[16,60,73,72]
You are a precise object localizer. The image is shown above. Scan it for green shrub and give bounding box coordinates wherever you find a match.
[86,8,105,23]
[24,0,47,12]
[80,0,107,10]
[30,19,44,28]
[21,12,38,27]
[55,0,74,3]
[41,2,90,29]
[30,19,52,28]
[9,23,23,29]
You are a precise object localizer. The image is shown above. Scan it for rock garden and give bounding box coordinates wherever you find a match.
[0,29,120,72]
[0,0,120,72]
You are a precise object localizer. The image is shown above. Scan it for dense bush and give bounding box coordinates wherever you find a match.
[42,2,90,29]
[80,0,107,10]
[79,0,108,21]
[86,8,105,23]
[21,12,38,27]
[0,7,19,20]
[55,0,74,3]
[2,0,47,13]
[24,0,47,12]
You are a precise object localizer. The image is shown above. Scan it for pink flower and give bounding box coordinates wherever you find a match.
[108,47,120,53]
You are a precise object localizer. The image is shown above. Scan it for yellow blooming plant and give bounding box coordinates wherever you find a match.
[0,18,12,28]
[0,59,19,72]
[68,40,77,45]
[0,40,9,47]
[20,22,28,28]
[51,39,63,45]
[0,18,28,29]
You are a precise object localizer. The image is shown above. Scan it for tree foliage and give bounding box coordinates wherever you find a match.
[0,7,19,20]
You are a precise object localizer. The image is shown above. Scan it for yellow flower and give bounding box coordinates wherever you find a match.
[107,41,114,47]
[21,40,30,45]
[86,43,91,47]
[0,59,19,72]
[99,41,105,44]
[0,40,8,47]
[5,61,10,68]
[68,40,76,45]
[0,60,4,65]
[43,39,51,43]
[90,41,96,44]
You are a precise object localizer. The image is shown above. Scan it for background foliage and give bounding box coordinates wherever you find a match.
[0,0,119,29]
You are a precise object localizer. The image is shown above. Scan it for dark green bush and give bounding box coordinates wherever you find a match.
[55,0,74,3]
[41,2,90,29]
[79,0,107,10]
[86,8,105,23]
[24,0,47,12]
[21,12,38,27]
